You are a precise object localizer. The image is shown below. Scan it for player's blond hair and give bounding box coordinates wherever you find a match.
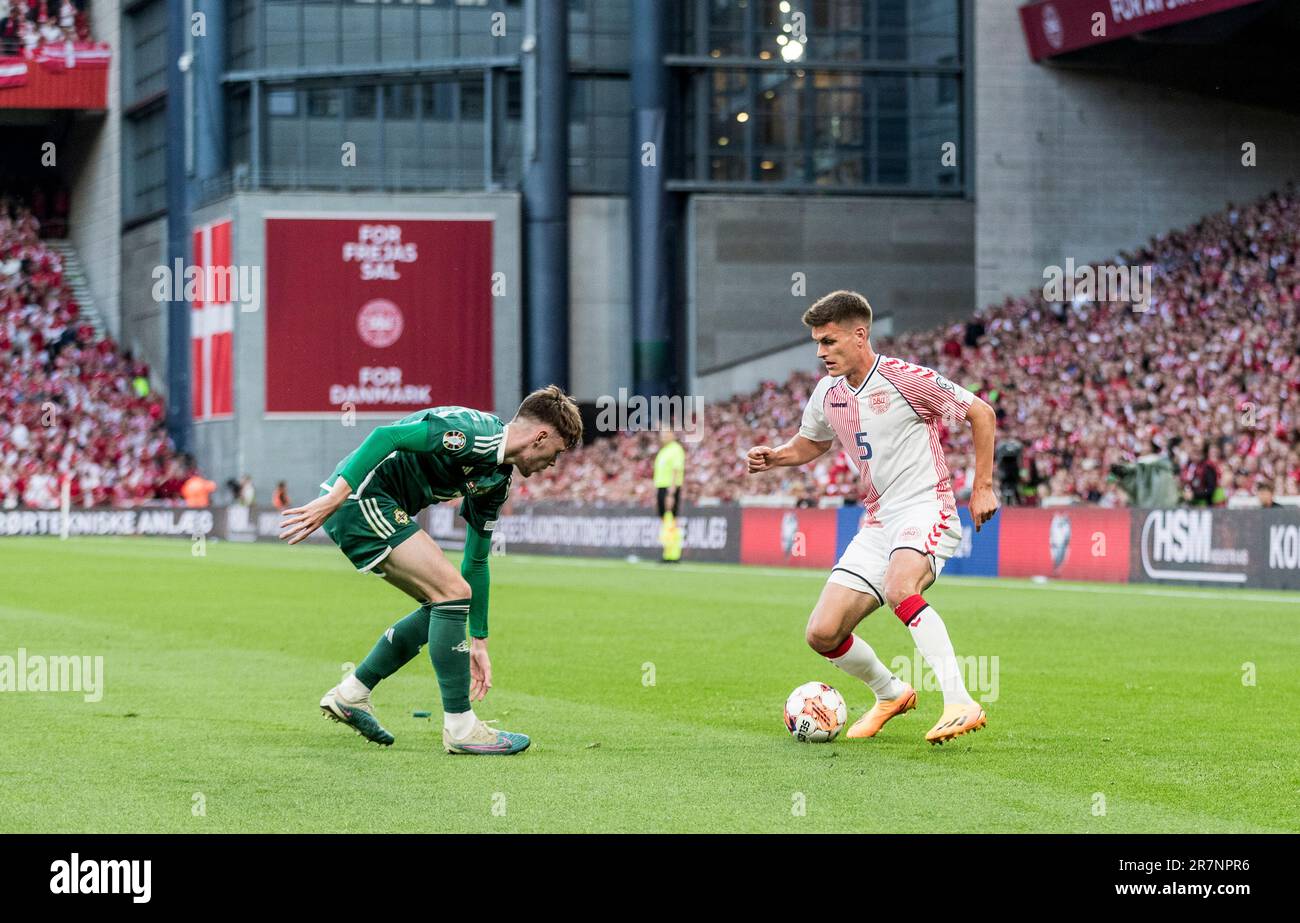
[802,290,873,332]
[516,385,584,449]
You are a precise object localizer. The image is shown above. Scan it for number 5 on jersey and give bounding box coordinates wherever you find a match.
[855,432,872,461]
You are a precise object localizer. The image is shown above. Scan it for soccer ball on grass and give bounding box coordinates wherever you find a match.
[784,681,847,742]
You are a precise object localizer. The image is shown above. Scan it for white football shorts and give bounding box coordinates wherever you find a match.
[827,504,962,606]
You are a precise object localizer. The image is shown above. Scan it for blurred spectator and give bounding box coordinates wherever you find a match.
[180,471,216,508]
[237,474,255,507]
[273,481,290,510]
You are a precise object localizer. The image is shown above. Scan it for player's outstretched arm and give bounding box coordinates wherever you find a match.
[279,478,350,544]
[462,525,493,701]
[966,397,999,531]
[747,436,832,473]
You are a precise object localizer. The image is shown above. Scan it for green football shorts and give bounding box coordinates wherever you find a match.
[321,488,422,574]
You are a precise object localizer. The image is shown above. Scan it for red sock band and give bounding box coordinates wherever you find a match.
[822,635,855,659]
[894,594,928,627]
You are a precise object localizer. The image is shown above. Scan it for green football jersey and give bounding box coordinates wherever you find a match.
[325,406,513,533]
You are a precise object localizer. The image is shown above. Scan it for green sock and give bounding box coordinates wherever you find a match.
[354,606,430,689]
[427,599,472,714]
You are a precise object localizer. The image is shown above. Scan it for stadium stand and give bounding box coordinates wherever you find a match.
[0,190,187,510]
[0,1,97,57]
[5,183,1297,514]
[525,186,1300,509]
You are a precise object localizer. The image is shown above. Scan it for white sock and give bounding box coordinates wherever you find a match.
[900,601,976,706]
[827,634,904,700]
[339,673,370,702]
[443,709,477,739]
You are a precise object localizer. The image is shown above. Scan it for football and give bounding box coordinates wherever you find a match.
[784,681,848,742]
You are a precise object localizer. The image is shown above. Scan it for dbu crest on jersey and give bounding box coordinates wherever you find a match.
[443,430,467,451]
[868,390,891,415]
[394,509,410,526]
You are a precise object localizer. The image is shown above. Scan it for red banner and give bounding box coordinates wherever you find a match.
[0,49,108,109]
[740,508,839,568]
[264,218,493,415]
[1019,0,1265,61]
[998,507,1130,582]
[192,219,235,421]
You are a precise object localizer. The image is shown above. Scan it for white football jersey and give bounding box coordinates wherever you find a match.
[799,354,975,525]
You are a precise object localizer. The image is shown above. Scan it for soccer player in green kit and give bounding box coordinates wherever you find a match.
[279,386,583,755]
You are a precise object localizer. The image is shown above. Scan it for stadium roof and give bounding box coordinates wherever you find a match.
[1018,0,1300,112]
[1019,0,1268,61]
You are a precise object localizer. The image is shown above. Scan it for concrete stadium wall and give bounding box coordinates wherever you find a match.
[119,216,167,381]
[569,195,632,403]
[686,194,975,393]
[63,0,121,335]
[973,0,1300,310]
[184,190,522,508]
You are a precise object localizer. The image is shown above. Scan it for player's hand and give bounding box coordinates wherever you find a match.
[747,446,777,473]
[279,490,343,544]
[469,637,492,701]
[969,483,1000,533]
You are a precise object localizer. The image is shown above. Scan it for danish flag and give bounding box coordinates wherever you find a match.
[0,58,28,89]
[191,219,234,420]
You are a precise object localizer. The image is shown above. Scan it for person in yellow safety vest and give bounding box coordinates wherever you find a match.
[653,429,685,563]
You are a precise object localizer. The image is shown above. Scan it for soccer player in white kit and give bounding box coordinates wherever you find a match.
[747,291,1000,744]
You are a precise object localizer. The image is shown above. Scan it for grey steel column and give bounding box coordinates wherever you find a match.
[522,0,570,391]
[630,0,671,397]
[164,0,193,453]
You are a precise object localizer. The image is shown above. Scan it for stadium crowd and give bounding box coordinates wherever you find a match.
[0,191,190,510]
[0,0,95,57]
[524,186,1300,508]
[4,178,1298,512]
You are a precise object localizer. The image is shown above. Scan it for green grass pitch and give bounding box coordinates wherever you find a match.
[1,536,1297,833]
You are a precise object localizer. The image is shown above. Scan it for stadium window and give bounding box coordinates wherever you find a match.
[125,0,167,104]
[264,0,303,69]
[267,89,299,118]
[265,88,305,183]
[125,108,167,218]
[307,87,342,119]
[226,0,257,70]
[306,88,344,183]
[874,0,909,61]
[303,0,343,67]
[419,2,455,59]
[341,1,379,65]
[381,1,418,62]
[228,89,253,176]
[459,81,484,120]
[348,85,378,120]
[422,81,456,120]
[936,64,957,106]
[384,84,417,121]
[505,72,523,120]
